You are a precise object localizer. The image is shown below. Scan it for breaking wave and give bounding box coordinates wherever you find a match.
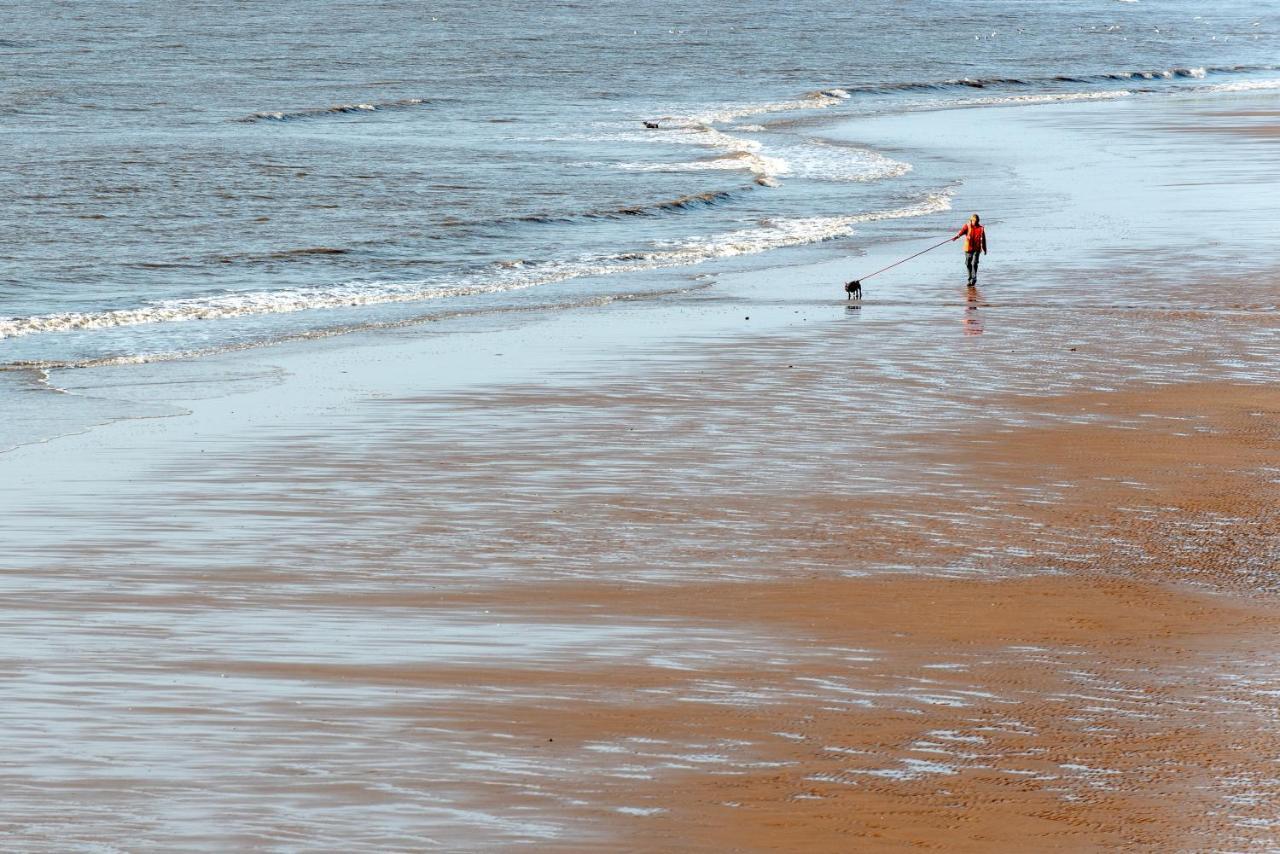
[609,88,855,187]
[0,191,952,340]
[611,137,911,185]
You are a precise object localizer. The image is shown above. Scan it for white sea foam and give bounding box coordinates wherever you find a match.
[655,192,951,259]
[773,140,911,182]
[942,90,1134,110]
[610,88,862,186]
[0,192,952,340]
[614,137,910,194]
[1199,78,1280,93]
[579,125,789,185]
[688,126,790,184]
[667,88,854,126]
[615,139,909,184]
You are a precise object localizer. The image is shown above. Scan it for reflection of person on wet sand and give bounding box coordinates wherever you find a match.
[964,285,984,336]
[952,213,988,287]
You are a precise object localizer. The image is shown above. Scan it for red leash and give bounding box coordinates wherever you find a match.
[848,237,952,286]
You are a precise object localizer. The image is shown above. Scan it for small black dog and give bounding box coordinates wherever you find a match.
[844,279,862,300]
[643,121,660,129]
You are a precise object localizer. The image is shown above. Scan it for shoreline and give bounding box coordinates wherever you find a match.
[3,87,1280,849]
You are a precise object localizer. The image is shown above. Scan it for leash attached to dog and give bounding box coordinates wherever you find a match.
[845,237,952,297]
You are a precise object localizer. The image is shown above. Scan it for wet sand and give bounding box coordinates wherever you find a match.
[458,377,1280,850]
[1173,108,1280,138]
[3,93,1280,849]
[5,327,1279,850]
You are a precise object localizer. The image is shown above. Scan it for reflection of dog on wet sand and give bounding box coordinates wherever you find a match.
[844,280,861,300]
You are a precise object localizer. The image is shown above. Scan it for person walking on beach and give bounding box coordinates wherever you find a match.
[952,214,987,287]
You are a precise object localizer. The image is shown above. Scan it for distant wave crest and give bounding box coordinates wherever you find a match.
[237,97,433,123]
[835,64,1274,97]
[511,186,756,224]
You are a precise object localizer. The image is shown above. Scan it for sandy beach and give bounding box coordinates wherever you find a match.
[3,86,1280,850]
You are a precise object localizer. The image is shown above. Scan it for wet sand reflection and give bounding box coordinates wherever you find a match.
[964,285,986,336]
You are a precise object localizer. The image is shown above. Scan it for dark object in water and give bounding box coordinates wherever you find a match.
[643,121,660,129]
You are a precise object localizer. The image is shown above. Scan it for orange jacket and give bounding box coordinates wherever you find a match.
[954,223,987,253]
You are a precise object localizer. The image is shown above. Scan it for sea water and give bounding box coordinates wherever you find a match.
[2,0,1279,447]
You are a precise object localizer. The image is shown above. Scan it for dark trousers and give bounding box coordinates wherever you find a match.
[965,251,981,284]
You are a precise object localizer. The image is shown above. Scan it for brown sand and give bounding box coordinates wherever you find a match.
[139,318,1273,849]
[1173,110,1280,139]
[400,379,1280,850]
[159,335,1268,848]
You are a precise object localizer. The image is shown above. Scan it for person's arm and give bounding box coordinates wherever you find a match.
[951,225,968,241]
[981,230,988,254]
